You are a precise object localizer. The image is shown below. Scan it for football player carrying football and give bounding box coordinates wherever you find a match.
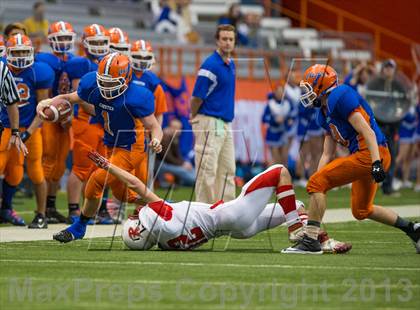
[282,64,420,254]
[0,34,53,228]
[37,52,163,242]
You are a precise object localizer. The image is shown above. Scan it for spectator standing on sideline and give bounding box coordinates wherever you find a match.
[23,1,49,51]
[190,24,236,203]
[375,59,401,195]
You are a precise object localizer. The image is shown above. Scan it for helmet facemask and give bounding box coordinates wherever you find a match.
[130,52,154,71]
[96,72,128,99]
[48,32,75,53]
[300,81,319,108]
[7,46,34,69]
[110,43,131,56]
[84,35,110,57]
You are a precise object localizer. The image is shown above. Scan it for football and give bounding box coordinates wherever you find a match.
[42,98,72,123]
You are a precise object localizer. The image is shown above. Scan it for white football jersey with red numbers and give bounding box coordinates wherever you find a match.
[138,200,217,250]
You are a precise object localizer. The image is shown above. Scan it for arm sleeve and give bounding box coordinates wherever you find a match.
[66,57,89,80]
[192,63,216,99]
[334,89,360,120]
[128,88,155,118]
[77,73,95,102]
[1,63,20,106]
[35,63,54,89]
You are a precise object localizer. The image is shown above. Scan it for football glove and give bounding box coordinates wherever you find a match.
[372,160,386,183]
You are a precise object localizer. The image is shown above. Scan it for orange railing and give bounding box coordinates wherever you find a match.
[263,0,417,75]
[154,44,351,81]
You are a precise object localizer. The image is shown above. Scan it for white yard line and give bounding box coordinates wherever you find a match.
[0,205,419,243]
[0,258,419,272]
[1,276,418,288]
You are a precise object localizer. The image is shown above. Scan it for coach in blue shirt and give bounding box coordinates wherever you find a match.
[190,24,236,203]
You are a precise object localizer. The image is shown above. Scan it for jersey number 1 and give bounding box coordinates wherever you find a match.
[101,111,114,136]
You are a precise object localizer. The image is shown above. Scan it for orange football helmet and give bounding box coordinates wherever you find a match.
[6,34,34,69]
[96,52,132,99]
[109,27,130,56]
[82,24,110,57]
[300,64,338,108]
[0,35,5,57]
[130,40,154,71]
[48,21,76,53]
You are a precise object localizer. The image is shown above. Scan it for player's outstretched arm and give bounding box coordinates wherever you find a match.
[87,150,161,204]
[348,112,386,182]
[141,114,163,153]
[317,134,336,171]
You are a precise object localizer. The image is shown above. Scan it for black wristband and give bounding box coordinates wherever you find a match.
[11,128,20,136]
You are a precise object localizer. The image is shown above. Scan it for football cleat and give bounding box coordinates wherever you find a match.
[28,213,48,229]
[0,209,25,226]
[406,222,420,254]
[318,231,352,254]
[53,218,86,243]
[281,234,323,254]
[53,230,74,243]
[46,208,67,224]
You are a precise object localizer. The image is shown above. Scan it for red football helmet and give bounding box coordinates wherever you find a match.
[300,64,338,108]
[0,35,5,57]
[82,24,110,57]
[6,34,34,69]
[97,52,132,99]
[109,27,130,56]
[48,21,76,53]
[130,40,154,71]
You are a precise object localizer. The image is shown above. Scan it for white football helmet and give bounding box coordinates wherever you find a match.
[122,217,156,250]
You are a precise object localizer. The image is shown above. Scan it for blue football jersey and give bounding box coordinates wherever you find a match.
[317,84,386,153]
[132,70,161,93]
[0,62,54,128]
[35,52,74,96]
[77,72,155,149]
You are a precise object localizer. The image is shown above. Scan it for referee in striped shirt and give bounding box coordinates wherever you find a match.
[0,61,27,154]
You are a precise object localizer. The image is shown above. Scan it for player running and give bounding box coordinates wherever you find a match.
[52,150,352,254]
[38,52,163,237]
[283,64,420,254]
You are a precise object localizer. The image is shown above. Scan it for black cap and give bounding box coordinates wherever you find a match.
[382,59,396,68]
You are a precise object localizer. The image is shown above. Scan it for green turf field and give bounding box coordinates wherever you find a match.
[0,187,419,309]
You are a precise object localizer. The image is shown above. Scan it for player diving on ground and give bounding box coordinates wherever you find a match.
[53,150,352,254]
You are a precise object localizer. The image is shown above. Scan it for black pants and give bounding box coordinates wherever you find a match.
[377,121,400,194]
